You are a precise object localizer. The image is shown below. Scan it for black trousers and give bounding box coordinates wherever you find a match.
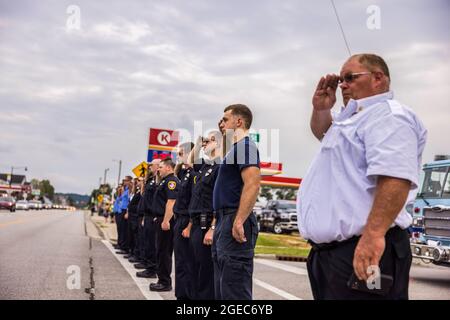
[155,216,174,286]
[307,226,412,300]
[136,216,145,261]
[115,213,122,246]
[116,211,128,251]
[173,215,194,300]
[143,215,157,272]
[191,222,215,300]
[127,216,139,256]
[212,211,258,300]
[119,210,129,251]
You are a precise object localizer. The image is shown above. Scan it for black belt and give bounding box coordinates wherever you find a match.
[308,235,360,251]
[173,213,189,220]
[192,214,214,225]
[308,226,403,251]
[214,208,237,216]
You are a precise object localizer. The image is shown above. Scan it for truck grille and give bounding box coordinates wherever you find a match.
[423,207,450,238]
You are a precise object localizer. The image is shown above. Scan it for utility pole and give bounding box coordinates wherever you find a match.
[9,166,27,187]
[113,159,122,187]
[103,168,110,185]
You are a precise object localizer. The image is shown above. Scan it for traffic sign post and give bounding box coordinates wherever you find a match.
[132,161,148,178]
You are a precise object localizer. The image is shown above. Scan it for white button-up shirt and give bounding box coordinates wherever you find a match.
[297,91,427,244]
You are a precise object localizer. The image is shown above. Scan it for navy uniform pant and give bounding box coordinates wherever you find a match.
[115,212,122,246]
[173,215,194,300]
[212,212,258,300]
[127,216,139,256]
[155,217,174,286]
[307,226,412,300]
[116,211,129,251]
[143,215,157,272]
[191,221,215,300]
[120,210,129,251]
[136,216,145,261]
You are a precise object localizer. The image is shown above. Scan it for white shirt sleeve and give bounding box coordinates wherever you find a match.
[361,112,420,188]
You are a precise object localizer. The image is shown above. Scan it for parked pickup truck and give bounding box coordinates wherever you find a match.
[258,200,298,234]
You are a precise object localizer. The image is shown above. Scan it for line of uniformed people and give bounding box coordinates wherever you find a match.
[111,104,261,299]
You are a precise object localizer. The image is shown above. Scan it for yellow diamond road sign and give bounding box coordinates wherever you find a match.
[132,161,148,178]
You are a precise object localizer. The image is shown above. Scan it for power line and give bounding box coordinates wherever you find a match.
[330,0,352,56]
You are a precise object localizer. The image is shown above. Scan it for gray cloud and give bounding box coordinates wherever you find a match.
[0,0,449,193]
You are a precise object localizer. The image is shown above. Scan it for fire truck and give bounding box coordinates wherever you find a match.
[409,155,450,266]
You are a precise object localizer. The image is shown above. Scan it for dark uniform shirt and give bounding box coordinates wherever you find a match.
[151,173,179,217]
[143,177,157,216]
[137,192,146,217]
[189,160,220,218]
[213,136,260,210]
[173,167,195,217]
[127,192,142,218]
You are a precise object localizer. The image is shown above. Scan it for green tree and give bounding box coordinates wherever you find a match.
[39,179,55,200]
[274,187,297,200]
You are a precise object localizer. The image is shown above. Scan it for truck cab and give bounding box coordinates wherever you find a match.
[410,157,450,266]
[259,200,298,234]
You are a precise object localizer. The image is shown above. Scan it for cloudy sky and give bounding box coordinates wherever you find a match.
[0,0,448,194]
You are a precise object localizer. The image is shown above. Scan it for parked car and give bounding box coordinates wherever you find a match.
[16,200,30,210]
[0,197,16,212]
[259,200,298,234]
[28,200,43,210]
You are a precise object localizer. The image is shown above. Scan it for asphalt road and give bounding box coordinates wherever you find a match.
[1,210,449,300]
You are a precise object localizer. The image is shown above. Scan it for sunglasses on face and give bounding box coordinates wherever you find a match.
[338,71,372,84]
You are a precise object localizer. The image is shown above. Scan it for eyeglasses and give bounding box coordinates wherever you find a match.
[338,72,372,84]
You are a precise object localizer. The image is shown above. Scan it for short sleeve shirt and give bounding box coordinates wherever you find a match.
[173,167,195,217]
[151,174,179,217]
[213,136,260,210]
[297,91,427,244]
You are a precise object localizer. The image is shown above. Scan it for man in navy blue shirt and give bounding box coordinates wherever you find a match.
[213,104,261,300]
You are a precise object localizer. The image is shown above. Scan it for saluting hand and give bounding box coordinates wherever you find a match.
[161,220,170,231]
[312,74,339,111]
[353,233,386,281]
[232,221,247,243]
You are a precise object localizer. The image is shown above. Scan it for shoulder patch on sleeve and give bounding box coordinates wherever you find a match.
[168,181,177,190]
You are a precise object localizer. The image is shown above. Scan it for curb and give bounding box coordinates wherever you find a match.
[85,211,107,241]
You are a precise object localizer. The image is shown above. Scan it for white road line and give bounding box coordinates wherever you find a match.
[255,258,308,276]
[254,278,302,300]
[101,240,163,300]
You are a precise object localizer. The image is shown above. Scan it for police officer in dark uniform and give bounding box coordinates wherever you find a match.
[213,104,261,300]
[136,159,160,278]
[172,142,196,300]
[125,178,142,262]
[135,177,146,264]
[188,131,222,300]
[150,157,179,292]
